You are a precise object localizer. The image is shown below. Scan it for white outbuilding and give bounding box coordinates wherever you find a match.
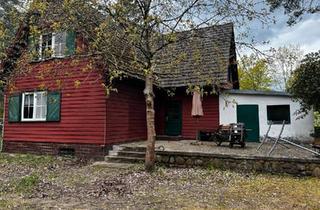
[219,90,314,143]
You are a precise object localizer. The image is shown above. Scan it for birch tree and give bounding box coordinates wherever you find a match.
[268,45,303,90]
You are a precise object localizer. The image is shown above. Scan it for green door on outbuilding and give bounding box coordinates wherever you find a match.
[237,105,260,142]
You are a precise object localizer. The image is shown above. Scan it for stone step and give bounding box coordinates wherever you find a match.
[112,145,124,151]
[117,151,146,158]
[105,155,145,163]
[157,135,183,140]
[121,146,146,152]
[108,150,119,156]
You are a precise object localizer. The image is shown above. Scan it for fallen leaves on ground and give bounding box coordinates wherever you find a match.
[0,153,319,210]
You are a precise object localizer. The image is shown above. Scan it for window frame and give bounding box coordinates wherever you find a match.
[39,33,53,59]
[266,104,291,125]
[38,32,67,60]
[21,91,47,122]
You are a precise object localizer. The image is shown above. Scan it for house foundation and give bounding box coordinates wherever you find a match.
[2,141,107,159]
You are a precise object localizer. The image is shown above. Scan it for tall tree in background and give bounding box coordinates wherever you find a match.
[266,0,320,25]
[238,55,272,91]
[268,45,303,90]
[288,50,320,115]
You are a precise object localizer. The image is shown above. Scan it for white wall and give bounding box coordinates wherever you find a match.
[219,93,314,142]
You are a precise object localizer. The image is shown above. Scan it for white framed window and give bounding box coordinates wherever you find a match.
[21,91,47,121]
[39,32,66,60]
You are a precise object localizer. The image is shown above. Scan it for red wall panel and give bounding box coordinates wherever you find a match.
[3,58,107,145]
[106,81,147,144]
[155,92,219,139]
[181,95,219,139]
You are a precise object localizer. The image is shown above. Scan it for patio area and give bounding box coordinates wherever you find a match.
[120,140,320,160]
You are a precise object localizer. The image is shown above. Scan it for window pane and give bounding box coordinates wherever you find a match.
[23,94,34,119]
[42,34,53,58]
[24,107,29,118]
[42,93,47,106]
[35,92,47,119]
[36,106,41,119]
[54,32,66,57]
[24,95,29,107]
[41,106,47,119]
[29,94,34,106]
[28,107,33,118]
[36,93,42,105]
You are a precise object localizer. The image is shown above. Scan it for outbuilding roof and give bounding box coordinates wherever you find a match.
[223,89,291,97]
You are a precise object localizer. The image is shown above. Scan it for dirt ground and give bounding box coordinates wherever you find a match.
[0,153,319,210]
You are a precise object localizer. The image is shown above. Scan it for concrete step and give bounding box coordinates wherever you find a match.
[117,151,146,158]
[105,155,145,163]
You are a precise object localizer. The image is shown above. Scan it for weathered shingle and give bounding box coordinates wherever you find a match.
[155,23,235,88]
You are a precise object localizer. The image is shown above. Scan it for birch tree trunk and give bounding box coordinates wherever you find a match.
[144,72,156,171]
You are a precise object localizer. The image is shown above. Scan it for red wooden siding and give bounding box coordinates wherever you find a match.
[106,81,147,144]
[156,92,219,139]
[3,58,107,145]
[4,56,217,147]
[181,95,219,139]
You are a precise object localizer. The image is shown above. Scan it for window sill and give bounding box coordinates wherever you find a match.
[268,121,291,125]
[21,119,47,122]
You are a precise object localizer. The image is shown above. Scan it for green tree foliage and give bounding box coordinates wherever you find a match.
[266,0,320,25]
[315,112,320,127]
[238,55,272,91]
[288,50,320,114]
[0,1,25,59]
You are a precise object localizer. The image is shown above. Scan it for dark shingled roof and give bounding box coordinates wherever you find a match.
[155,23,236,88]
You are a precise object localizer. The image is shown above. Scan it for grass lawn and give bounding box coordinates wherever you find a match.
[0,153,319,210]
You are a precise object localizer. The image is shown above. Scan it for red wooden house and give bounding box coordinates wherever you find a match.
[2,22,238,158]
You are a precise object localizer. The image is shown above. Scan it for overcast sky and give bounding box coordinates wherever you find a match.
[239,11,320,56]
